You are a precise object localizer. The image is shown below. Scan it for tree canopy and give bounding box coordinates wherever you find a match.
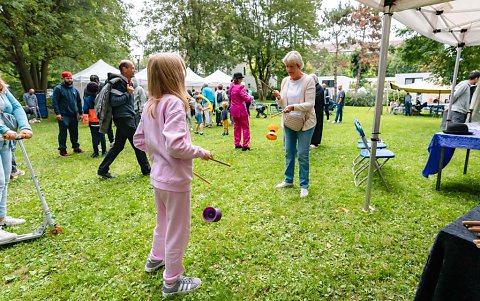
[0,0,132,93]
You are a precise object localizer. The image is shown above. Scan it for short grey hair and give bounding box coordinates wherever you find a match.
[282,50,304,69]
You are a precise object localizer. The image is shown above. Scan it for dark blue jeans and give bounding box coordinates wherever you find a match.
[89,125,106,154]
[57,116,79,150]
[334,104,344,122]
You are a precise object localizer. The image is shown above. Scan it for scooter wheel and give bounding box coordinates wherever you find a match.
[203,207,222,222]
[49,225,62,237]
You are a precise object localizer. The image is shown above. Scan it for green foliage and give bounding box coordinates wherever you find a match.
[345,88,375,107]
[2,108,479,300]
[142,0,240,75]
[0,0,132,92]
[386,45,421,76]
[397,32,480,83]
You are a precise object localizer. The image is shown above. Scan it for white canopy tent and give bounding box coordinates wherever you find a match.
[73,59,118,97]
[356,0,480,210]
[135,67,205,89]
[203,70,232,87]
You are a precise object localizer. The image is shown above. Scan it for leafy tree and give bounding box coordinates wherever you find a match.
[0,0,132,93]
[232,0,321,100]
[385,45,421,76]
[142,0,240,75]
[321,2,352,100]
[397,31,480,84]
[350,4,381,90]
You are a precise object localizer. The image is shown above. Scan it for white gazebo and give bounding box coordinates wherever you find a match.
[73,59,118,97]
[203,70,232,87]
[135,67,205,90]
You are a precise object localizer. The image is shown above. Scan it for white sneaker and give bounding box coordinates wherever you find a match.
[333,121,337,123]
[0,229,17,243]
[275,181,293,188]
[0,216,26,226]
[300,188,309,198]
[310,144,318,149]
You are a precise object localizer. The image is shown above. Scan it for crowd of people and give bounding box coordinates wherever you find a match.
[0,50,347,296]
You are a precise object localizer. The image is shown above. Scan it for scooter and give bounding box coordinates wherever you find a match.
[0,135,61,246]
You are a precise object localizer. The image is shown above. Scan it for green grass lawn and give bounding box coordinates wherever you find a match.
[2,107,479,300]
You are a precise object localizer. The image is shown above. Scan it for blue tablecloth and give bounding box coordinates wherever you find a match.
[422,130,480,178]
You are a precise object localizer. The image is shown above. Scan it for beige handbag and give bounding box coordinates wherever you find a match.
[283,111,305,131]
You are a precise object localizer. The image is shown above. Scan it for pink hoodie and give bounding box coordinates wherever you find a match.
[133,94,207,192]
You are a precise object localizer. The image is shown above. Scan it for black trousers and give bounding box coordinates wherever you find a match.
[89,125,106,154]
[98,117,150,174]
[107,119,114,143]
[311,105,324,146]
[57,116,79,150]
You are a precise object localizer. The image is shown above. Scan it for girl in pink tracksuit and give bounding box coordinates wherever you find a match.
[133,53,213,297]
[229,73,254,151]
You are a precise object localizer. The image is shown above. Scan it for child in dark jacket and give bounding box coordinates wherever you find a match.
[82,82,106,157]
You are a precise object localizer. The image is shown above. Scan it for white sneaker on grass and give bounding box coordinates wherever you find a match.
[163,276,201,297]
[275,181,293,189]
[0,229,17,243]
[300,188,309,198]
[0,216,26,226]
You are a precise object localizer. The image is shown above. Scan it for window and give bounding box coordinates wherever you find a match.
[322,80,334,87]
[405,78,423,84]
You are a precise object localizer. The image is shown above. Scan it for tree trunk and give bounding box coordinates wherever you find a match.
[40,59,49,92]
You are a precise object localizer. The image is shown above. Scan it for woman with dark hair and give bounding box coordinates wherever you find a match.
[0,76,33,243]
[229,73,253,151]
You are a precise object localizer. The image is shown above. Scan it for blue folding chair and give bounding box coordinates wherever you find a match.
[353,119,395,189]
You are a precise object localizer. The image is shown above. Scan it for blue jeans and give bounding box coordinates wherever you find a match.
[0,145,12,217]
[283,126,314,189]
[335,103,344,122]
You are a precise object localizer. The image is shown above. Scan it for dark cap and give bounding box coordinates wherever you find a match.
[232,72,244,80]
[86,82,100,94]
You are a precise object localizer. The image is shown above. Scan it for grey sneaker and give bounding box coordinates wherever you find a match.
[162,276,201,297]
[0,216,26,226]
[144,258,164,273]
[275,181,293,189]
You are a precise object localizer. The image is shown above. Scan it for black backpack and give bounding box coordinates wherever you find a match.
[217,91,224,103]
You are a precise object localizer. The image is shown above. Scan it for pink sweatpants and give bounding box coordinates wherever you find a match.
[149,188,191,283]
[233,115,250,148]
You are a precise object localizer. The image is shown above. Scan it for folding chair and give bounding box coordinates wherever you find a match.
[352,119,395,189]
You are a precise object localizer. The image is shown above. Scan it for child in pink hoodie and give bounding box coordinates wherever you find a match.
[133,53,213,297]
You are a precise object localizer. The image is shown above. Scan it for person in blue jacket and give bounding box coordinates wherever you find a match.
[52,71,83,157]
[0,75,33,243]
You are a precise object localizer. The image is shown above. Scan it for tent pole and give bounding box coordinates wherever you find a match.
[363,7,392,212]
[446,45,463,124]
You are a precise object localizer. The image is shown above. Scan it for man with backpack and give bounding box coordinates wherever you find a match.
[52,71,83,157]
[97,60,150,178]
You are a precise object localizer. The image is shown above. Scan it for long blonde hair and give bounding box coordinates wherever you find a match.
[147,53,188,118]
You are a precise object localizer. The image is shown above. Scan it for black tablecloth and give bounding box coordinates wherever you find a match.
[414,205,480,301]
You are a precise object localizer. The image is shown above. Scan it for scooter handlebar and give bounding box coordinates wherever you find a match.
[3,133,26,140]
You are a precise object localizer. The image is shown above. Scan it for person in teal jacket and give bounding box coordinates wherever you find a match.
[0,76,33,243]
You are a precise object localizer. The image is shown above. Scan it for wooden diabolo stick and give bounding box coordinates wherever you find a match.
[193,171,211,185]
[211,158,231,167]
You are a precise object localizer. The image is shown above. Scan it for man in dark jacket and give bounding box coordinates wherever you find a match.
[52,71,83,157]
[97,60,150,178]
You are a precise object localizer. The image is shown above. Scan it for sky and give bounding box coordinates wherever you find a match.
[125,0,404,56]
